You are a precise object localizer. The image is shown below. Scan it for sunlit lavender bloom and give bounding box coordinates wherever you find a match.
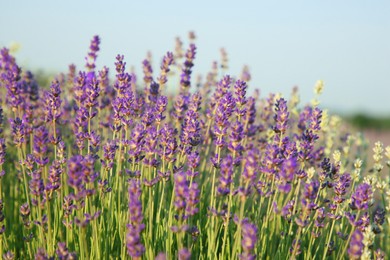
[273,98,289,134]
[158,123,177,163]
[46,161,62,196]
[128,123,146,162]
[174,171,189,212]
[333,173,351,204]
[155,95,168,125]
[158,52,174,87]
[85,35,100,72]
[143,126,158,166]
[44,80,62,123]
[260,144,281,177]
[29,169,44,198]
[147,81,160,104]
[348,229,364,259]
[35,248,49,260]
[0,138,5,166]
[281,200,295,221]
[278,157,297,194]
[84,77,100,110]
[299,180,319,216]
[181,110,201,149]
[242,149,258,184]
[206,75,232,119]
[309,107,322,131]
[243,97,257,137]
[178,248,191,260]
[218,155,234,195]
[240,65,251,82]
[180,44,196,94]
[155,252,167,260]
[185,182,200,217]
[56,242,77,260]
[142,59,153,86]
[67,155,85,192]
[3,251,15,260]
[171,94,188,122]
[233,79,247,118]
[33,125,49,167]
[10,117,25,148]
[298,129,319,162]
[187,150,200,175]
[127,179,145,258]
[228,121,244,156]
[240,221,258,260]
[350,183,373,210]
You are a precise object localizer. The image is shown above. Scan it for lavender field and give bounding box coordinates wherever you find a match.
[0,35,389,260]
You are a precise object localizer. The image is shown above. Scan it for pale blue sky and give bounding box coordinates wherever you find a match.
[1,0,389,115]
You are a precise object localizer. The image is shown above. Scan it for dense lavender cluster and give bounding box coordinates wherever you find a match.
[0,34,389,260]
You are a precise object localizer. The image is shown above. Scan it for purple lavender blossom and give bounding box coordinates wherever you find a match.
[350,183,373,210]
[180,44,196,94]
[218,155,234,196]
[174,171,188,212]
[240,221,258,260]
[44,80,62,123]
[158,52,174,87]
[348,229,363,259]
[142,59,153,86]
[126,179,145,258]
[178,248,191,260]
[273,98,289,134]
[10,117,26,148]
[85,35,101,72]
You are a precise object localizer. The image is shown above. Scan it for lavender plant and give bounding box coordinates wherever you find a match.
[0,34,389,260]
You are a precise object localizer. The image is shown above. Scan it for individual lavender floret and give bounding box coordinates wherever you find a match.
[29,170,44,202]
[84,77,100,110]
[180,44,197,94]
[233,79,247,118]
[228,121,244,157]
[10,117,26,148]
[277,157,297,194]
[126,179,145,258]
[333,173,351,204]
[142,59,153,86]
[243,97,257,137]
[158,123,178,163]
[158,52,174,87]
[143,126,158,167]
[178,248,191,260]
[67,155,85,193]
[185,182,200,217]
[240,221,258,260]
[46,161,62,197]
[213,92,235,148]
[218,155,234,196]
[155,95,168,125]
[273,98,289,134]
[85,35,101,72]
[301,179,319,211]
[350,183,373,210]
[0,138,5,166]
[128,123,146,163]
[180,110,201,149]
[241,149,259,184]
[44,80,62,123]
[33,125,49,167]
[171,94,188,122]
[56,242,77,260]
[174,171,188,212]
[240,65,251,82]
[35,248,49,260]
[348,229,364,259]
[3,251,15,260]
